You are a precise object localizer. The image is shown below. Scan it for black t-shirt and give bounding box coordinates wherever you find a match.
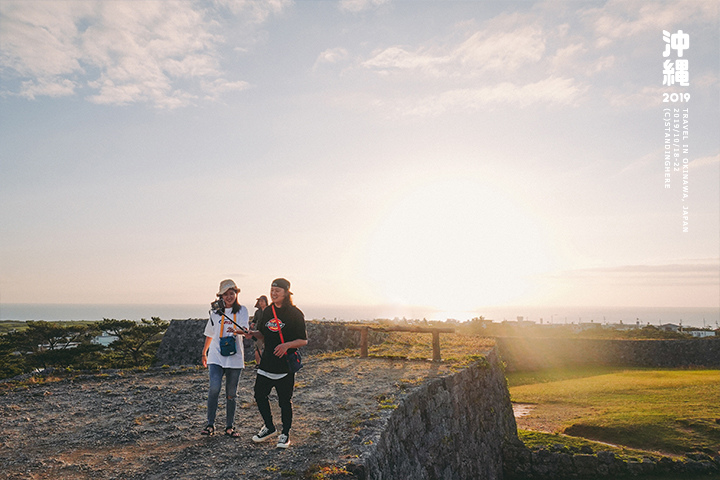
[252,308,263,328]
[258,303,307,374]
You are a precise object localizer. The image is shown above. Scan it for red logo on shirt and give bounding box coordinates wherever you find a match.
[267,320,284,332]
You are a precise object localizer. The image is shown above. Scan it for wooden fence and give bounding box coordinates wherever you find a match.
[347,325,455,362]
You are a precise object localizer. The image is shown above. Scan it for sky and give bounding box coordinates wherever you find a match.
[1,0,719,322]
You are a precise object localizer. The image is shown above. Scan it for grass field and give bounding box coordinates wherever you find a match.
[508,367,720,455]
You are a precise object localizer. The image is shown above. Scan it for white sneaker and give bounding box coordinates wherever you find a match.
[276,433,290,448]
[252,426,277,443]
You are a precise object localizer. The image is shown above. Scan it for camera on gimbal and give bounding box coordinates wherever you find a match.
[209,298,248,334]
[211,298,225,313]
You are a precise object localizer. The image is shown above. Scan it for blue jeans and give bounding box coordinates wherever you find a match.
[207,364,242,429]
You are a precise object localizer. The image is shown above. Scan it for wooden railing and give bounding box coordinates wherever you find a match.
[347,325,455,362]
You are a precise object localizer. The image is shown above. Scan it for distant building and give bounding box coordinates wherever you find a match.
[659,323,681,332]
[611,321,641,331]
[38,342,80,351]
[511,317,533,326]
[93,331,119,346]
[685,329,716,338]
[577,321,602,332]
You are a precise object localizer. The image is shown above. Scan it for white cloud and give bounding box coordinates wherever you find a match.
[550,43,586,69]
[549,43,616,77]
[362,45,442,72]
[554,260,720,287]
[584,0,717,47]
[163,54,221,78]
[339,0,389,13]
[605,85,666,109]
[453,76,584,107]
[353,10,604,116]
[694,73,719,89]
[689,153,720,169]
[362,19,545,77]
[0,1,91,77]
[0,0,282,108]
[454,24,545,72]
[202,78,251,101]
[314,47,349,68]
[393,76,586,117]
[617,149,656,176]
[18,78,77,100]
[586,55,615,75]
[213,0,290,23]
[538,259,720,307]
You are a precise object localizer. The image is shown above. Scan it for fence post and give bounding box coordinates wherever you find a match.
[359,327,368,358]
[432,331,441,362]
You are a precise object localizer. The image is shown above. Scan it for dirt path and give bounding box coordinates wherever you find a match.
[0,356,457,480]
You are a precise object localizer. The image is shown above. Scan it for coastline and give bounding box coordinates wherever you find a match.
[1,303,718,329]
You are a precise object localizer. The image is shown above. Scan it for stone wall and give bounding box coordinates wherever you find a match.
[360,349,518,480]
[502,442,720,479]
[495,337,720,371]
[303,321,387,352]
[154,319,387,366]
[154,319,207,366]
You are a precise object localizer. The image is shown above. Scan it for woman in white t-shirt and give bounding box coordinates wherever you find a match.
[200,279,249,437]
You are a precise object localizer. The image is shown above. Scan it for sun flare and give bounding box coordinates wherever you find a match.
[361,177,555,313]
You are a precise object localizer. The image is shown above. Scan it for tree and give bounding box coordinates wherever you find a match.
[99,317,169,368]
[0,321,104,375]
[0,329,29,378]
[0,318,171,379]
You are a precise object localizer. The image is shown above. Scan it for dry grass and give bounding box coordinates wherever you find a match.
[313,331,494,367]
[368,331,494,361]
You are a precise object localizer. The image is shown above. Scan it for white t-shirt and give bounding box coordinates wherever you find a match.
[203,306,249,369]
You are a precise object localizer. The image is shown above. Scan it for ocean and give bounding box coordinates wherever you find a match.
[1,303,718,329]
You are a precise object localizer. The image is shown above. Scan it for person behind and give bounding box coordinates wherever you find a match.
[251,295,268,364]
[200,279,249,438]
[250,278,307,448]
[252,295,268,325]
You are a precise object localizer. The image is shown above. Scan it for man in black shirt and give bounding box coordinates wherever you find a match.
[250,295,268,364]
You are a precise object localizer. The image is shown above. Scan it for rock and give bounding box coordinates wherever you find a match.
[573,454,599,475]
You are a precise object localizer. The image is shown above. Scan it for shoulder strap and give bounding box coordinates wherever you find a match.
[218,312,238,338]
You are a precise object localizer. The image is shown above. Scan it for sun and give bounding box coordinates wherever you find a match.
[360,176,556,315]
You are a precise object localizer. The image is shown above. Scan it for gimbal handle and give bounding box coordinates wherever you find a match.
[208,309,249,334]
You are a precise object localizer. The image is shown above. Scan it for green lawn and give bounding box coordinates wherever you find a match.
[518,430,663,459]
[508,367,720,455]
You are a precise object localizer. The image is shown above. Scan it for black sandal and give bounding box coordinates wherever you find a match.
[201,425,215,436]
[225,427,240,438]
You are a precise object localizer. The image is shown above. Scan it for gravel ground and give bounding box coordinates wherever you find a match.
[0,356,459,480]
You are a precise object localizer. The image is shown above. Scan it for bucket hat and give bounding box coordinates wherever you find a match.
[217,279,240,296]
